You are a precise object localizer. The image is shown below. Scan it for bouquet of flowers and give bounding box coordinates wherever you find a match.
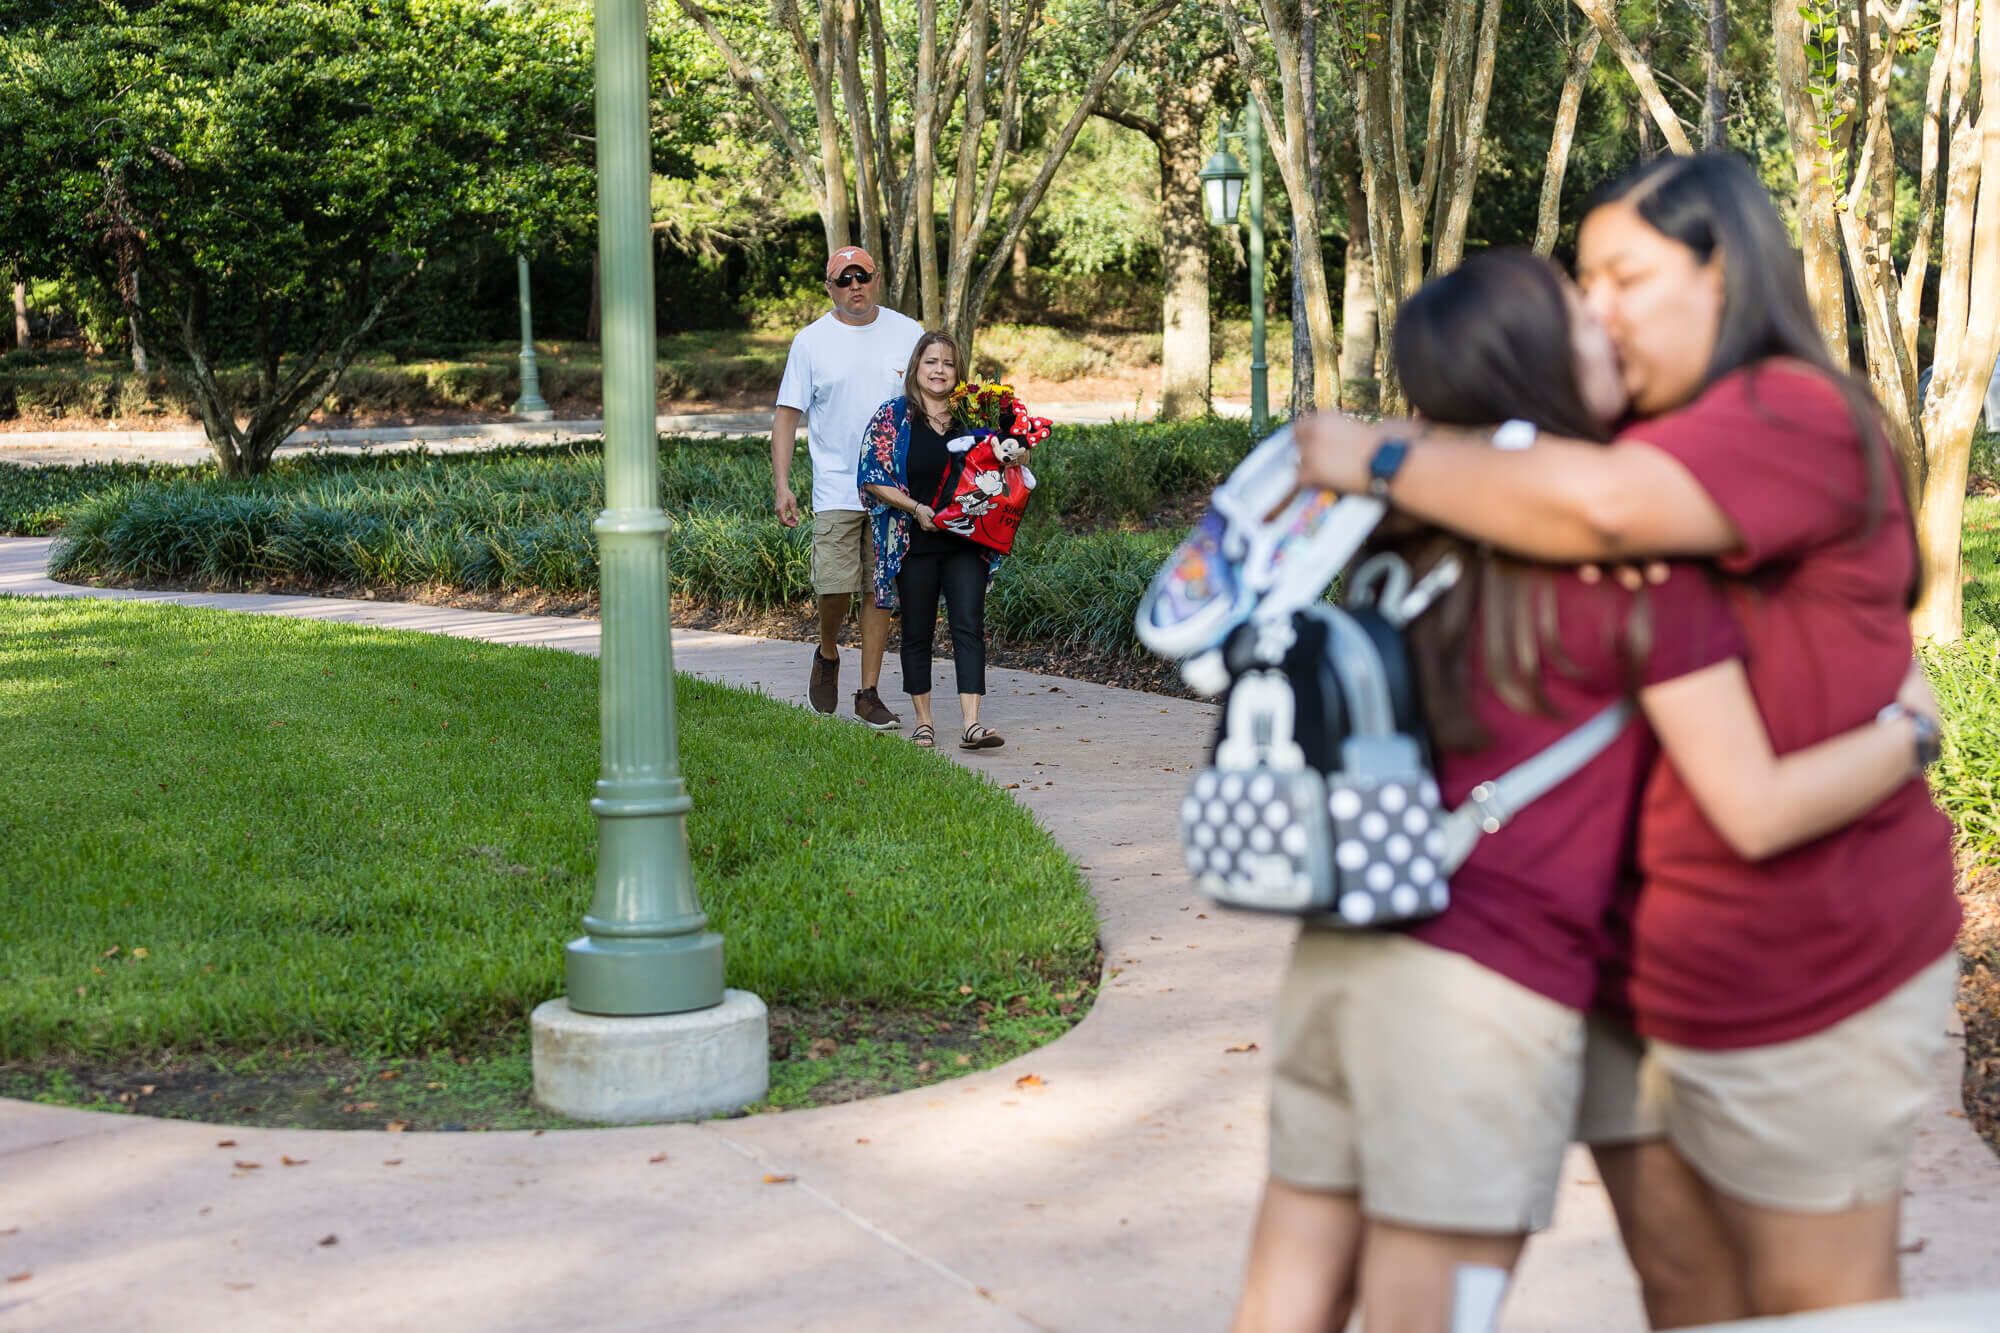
[949,380,1021,433]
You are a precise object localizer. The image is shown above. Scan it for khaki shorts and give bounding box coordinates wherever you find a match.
[1268,929,1585,1233]
[811,509,873,598]
[1640,951,1959,1212]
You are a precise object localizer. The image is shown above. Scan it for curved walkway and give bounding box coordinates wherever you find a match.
[2,536,1995,1333]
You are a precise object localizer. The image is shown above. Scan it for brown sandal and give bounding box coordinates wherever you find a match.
[960,723,1004,751]
[912,724,935,748]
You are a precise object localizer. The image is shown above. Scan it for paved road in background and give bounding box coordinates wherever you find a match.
[0,400,1249,467]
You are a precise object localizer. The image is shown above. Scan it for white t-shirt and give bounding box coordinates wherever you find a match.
[776,307,924,513]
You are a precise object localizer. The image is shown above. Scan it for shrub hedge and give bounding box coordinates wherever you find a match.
[34,418,1258,655]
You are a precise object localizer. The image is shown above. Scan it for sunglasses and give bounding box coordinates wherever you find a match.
[829,270,875,288]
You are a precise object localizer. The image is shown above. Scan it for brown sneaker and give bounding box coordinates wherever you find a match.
[853,686,900,730]
[808,650,839,714]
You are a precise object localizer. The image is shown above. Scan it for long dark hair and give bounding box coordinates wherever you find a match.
[1388,249,1650,751]
[1590,153,1906,554]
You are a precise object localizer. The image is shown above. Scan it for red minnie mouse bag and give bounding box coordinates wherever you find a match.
[929,402,1052,556]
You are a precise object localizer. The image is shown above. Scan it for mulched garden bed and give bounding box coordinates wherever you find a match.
[1957,861,2000,1155]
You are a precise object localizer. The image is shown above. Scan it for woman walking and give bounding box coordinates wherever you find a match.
[859,331,1006,751]
[1290,154,1960,1325]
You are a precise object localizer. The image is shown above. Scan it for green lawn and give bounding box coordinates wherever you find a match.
[0,595,1099,1068]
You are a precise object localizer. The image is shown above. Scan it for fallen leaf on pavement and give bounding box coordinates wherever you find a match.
[855,1138,870,1145]
[216,1139,237,1148]
[6,1273,30,1284]
[1899,1238,1928,1255]
[762,1174,795,1184]
[1014,1074,1044,1090]
[382,1159,403,1167]
[281,1156,308,1167]
[224,1282,253,1291]
[233,1161,262,1170]
[648,1153,668,1164]
[318,1235,338,1247]
[1224,1043,1260,1054]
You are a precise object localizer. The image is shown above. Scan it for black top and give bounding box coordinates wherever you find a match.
[905,410,984,556]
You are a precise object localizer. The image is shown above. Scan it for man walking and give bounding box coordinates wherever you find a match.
[773,246,923,728]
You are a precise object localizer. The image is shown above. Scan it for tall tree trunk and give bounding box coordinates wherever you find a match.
[1290,0,1323,419]
[1703,0,1727,148]
[129,268,147,373]
[586,251,602,342]
[1570,0,1694,154]
[1337,163,1378,411]
[911,0,943,328]
[1219,0,1338,410]
[1772,0,1849,361]
[1291,241,1314,417]
[12,279,28,348]
[1430,0,1503,274]
[1157,97,1213,421]
[1535,28,1601,254]
[1909,0,1999,642]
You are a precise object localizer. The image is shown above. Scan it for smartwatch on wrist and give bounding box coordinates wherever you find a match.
[1367,437,1411,497]
[1878,702,1942,772]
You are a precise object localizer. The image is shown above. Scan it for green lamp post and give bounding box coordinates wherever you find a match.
[1199,106,1267,436]
[511,254,554,421]
[563,0,723,1018]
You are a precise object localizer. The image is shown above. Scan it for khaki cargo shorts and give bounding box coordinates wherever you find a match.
[811,509,873,598]
[1640,951,1959,1212]
[1268,929,1586,1234]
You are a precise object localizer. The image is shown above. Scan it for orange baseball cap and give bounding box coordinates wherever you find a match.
[825,246,876,279]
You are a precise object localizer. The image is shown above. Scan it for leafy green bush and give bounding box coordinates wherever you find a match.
[0,459,202,535]
[34,419,1255,651]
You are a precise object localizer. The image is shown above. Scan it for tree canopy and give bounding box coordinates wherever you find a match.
[0,0,610,475]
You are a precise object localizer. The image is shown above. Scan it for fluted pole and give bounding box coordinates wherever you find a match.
[565,0,723,1015]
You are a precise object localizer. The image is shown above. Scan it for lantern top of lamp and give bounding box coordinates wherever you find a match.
[1198,147,1245,185]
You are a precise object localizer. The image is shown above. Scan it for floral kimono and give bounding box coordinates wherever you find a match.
[856,395,1001,612]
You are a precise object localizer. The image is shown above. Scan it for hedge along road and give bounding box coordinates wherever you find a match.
[0,400,1197,467]
[3,536,1996,1332]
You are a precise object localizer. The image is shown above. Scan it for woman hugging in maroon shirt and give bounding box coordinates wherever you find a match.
[1288,153,1959,1327]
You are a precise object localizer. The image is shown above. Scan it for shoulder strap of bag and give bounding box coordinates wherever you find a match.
[1435,700,1635,874]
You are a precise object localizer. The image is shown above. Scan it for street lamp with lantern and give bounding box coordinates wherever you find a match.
[1199,107,1267,436]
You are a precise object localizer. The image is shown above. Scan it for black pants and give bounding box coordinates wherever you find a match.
[896,547,987,698]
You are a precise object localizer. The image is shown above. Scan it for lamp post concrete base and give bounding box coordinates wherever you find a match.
[530,991,769,1124]
[512,407,556,423]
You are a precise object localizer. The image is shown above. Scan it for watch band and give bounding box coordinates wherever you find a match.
[1368,438,1411,498]
[1878,702,1942,771]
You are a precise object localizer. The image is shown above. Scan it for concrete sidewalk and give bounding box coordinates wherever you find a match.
[2,537,1995,1332]
[0,399,1214,467]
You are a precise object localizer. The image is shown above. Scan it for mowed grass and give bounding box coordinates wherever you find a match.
[0,595,1099,1064]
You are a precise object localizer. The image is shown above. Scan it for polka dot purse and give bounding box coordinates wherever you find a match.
[1178,556,1632,929]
